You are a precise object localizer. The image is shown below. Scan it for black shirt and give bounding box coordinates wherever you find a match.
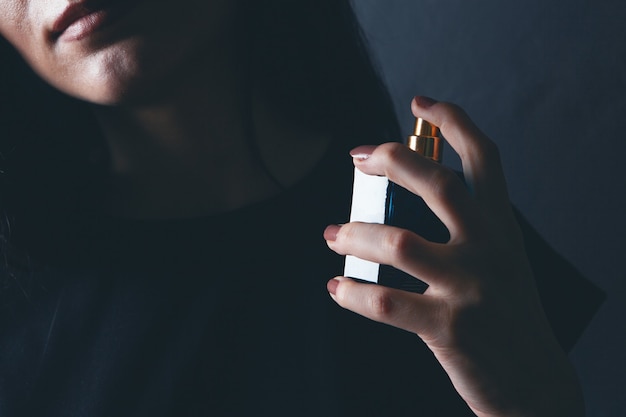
[0,142,603,416]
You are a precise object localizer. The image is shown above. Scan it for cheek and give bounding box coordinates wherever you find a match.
[0,2,145,105]
[0,2,37,63]
[1,2,66,94]
[0,1,27,35]
[1,0,232,106]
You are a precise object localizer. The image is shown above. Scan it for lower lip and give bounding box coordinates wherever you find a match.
[58,8,119,43]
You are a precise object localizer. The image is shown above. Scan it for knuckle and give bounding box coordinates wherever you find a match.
[382,228,416,264]
[428,168,461,203]
[368,290,395,320]
[377,142,407,166]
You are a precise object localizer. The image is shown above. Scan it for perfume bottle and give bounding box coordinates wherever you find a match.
[344,118,449,293]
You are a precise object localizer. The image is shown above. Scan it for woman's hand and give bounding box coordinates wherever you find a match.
[323,96,584,417]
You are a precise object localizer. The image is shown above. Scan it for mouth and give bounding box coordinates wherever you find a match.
[50,0,134,43]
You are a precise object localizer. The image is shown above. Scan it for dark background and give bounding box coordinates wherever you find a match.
[353,1,626,416]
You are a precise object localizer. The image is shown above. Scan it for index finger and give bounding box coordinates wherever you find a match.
[411,97,512,216]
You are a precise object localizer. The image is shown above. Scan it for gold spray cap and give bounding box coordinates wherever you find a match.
[406,118,442,163]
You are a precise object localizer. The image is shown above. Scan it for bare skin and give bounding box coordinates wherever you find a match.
[2,1,584,415]
[324,97,585,417]
[0,0,330,218]
[89,48,330,218]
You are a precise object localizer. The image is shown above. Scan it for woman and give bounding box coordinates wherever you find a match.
[0,0,601,415]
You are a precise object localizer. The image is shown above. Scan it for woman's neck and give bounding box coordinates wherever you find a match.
[90,47,330,219]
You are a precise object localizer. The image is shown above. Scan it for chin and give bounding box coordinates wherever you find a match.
[45,45,171,106]
[63,76,150,107]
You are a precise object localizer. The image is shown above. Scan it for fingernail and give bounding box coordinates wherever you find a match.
[323,224,341,242]
[327,278,339,295]
[349,145,377,161]
[414,95,438,108]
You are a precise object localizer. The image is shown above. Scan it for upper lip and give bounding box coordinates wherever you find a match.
[49,0,108,38]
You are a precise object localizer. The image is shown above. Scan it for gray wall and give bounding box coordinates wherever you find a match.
[353,1,626,416]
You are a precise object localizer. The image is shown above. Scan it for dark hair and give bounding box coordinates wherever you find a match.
[0,0,400,300]
[245,0,400,138]
[0,26,107,297]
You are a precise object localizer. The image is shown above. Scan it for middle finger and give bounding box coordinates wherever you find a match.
[352,143,482,241]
